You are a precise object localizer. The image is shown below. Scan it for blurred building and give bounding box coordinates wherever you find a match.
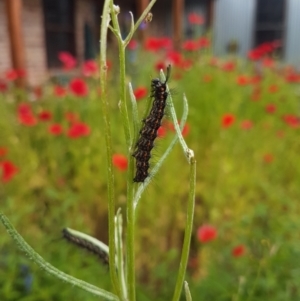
[0,0,214,86]
[0,0,101,85]
[213,0,300,66]
[4,0,299,86]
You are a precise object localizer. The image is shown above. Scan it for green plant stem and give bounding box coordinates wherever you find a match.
[0,213,119,301]
[172,155,196,301]
[100,0,120,296]
[115,209,127,300]
[126,175,136,301]
[124,0,158,46]
[128,83,139,141]
[109,3,131,148]
[246,261,262,301]
[184,281,192,301]
[109,6,139,301]
[156,72,196,301]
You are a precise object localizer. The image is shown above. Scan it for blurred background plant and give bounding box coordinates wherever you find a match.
[1,0,300,300]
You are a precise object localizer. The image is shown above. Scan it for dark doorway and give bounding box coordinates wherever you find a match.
[42,0,76,68]
[254,0,286,47]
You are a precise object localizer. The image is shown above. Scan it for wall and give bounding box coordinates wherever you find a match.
[0,0,12,73]
[284,0,300,67]
[213,0,256,57]
[22,0,48,86]
[0,0,47,86]
[0,0,98,86]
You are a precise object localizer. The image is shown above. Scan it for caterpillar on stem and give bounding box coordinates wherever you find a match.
[133,65,171,182]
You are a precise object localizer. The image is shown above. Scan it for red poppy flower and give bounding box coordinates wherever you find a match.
[250,75,262,84]
[222,61,236,72]
[286,73,300,83]
[65,111,79,124]
[128,39,138,50]
[54,85,67,97]
[248,41,277,61]
[232,245,246,257]
[263,153,274,163]
[0,80,8,92]
[144,37,160,52]
[18,103,32,116]
[159,37,172,49]
[268,84,278,93]
[251,86,261,101]
[0,147,8,157]
[5,69,18,81]
[69,78,88,97]
[0,160,18,182]
[67,122,90,138]
[168,121,190,136]
[222,114,235,128]
[166,51,183,66]
[285,72,300,83]
[112,154,128,171]
[240,120,253,130]
[157,126,166,137]
[198,37,210,48]
[260,42,274,53]
[48,124,63,136]
[183,40,200,51]
[144,37,172,52]
[248,49,261,61]
[282,114,300,128]
[33,86,43,99]
[58,51,76,70]
[17,103,32,115]
[18,114,37,126]
[38,110,52,121]
[182,123,190,136]
[180,59,193,70]
[17,69,27,78]
[262,57,274,68]
[188,13,204,25]
[134,86,148,100]
[82,60,98,77]
[236,75,250,85]
[265,104,276,113]
[155,61,166,72]
[197,224,217,243]
[17,103,37,126]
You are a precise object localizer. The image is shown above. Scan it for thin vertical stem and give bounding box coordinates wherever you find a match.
[99,0,120,296]
[172,154,196,301]
[184,281,193,301]
[110,5,136,300]
[120,45,136,301]
[115,210,127,300]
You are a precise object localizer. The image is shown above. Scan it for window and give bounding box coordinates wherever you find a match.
[43,0,75,68]
[254,0,285,48]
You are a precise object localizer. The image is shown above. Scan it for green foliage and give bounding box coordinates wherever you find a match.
[1,46,300,300]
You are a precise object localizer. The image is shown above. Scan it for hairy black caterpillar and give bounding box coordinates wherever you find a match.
[62,228,109,266]
[133,65,171,182]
